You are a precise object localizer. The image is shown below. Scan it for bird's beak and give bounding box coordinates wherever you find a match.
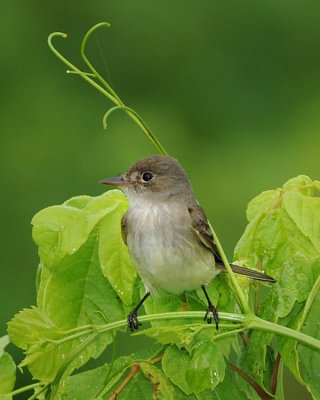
[100,176,129,187]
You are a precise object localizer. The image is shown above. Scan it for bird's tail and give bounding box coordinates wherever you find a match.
[217,263,276,283]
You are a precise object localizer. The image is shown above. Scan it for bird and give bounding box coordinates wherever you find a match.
[101,155,275,331]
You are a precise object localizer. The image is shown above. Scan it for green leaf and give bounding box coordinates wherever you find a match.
[32,190,136,305]
[99,201,136,305]
[282,175,318,193]
[240,287,279,393]
[32,191,122,268]
[139,324,211,350]
[196,366,260,400]
[38,227,125,327]
[274,359,284,400]
[219,367,261,400]
[0,336,16,396]
[115,372,154,399]
[277,307,304,383]
[162,343,226,395]
[55,359,132,400]
[7,307,60,350]
[186,339,226,392]
[283,190,320,253]
[140,362,175,399]
[234,175,320,396]
[276,252,313,318]
[144,289,188,315]
[246,189,281,222]
[9,229,125,382]
[278,260,320,384]
[0,336,10,356]
[235,175,320,321]
[55,364,110,399]
[54,344,164,399]
[162,345,193,395]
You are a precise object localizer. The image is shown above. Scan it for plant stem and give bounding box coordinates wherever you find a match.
[8,382,43,396]
[229,362,272,400]
[297,273,320,331]
[49,332,98,399]
[43,311,320,352]
[93,311,320,351]
[247,316,320,351]
[35,310,320,368]
[108,363,140,400]
[209,222,252,315]
[213,327,246,342]
[94,311,246,335]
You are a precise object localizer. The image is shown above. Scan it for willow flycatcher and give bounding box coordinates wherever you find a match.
[101,155,275,331]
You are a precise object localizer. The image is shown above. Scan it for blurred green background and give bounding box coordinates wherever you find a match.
[1,0,320,398]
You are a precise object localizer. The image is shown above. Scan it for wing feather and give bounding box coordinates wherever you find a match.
[188,205,275,283]
[188,205,223,263]
[121,212,128,245]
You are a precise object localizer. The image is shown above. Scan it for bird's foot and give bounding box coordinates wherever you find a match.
[127,309,142,332]
[204,302,219,330]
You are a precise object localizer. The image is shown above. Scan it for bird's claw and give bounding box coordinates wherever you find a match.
[204,303,219,330]
[127,310,142,332]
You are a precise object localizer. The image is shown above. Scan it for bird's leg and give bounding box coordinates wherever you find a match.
[127,292,151,331]
[201,285,219,330]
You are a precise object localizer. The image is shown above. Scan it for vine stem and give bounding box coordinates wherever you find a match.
[140,313,320,350]
[247,316,320,350]
[109,363,140,400]
[6,382,43,397]
[48,332,99,399]
[209,222,252,315]
[44,311,320,352]
[297,273,320,331]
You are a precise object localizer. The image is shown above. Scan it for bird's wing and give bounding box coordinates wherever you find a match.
[188,204,276,282]
[121,212,128,245]
[188,204,223,263]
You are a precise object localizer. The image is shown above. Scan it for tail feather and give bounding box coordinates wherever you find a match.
[217,263,276,283]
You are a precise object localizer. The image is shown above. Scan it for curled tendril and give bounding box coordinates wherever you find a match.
[103,106,168,155]
[48,29,118,104]
[48,23,168,155]
[80,22,123,104]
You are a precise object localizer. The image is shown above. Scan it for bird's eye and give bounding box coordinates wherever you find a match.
[142,172,154,182]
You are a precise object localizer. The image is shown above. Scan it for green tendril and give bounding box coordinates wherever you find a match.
[103,105,168,155]
[80,22,123,104]
[48,23,168,155]
[48,31,119,105]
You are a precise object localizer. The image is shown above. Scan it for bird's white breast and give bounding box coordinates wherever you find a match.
[125,196,218,294]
